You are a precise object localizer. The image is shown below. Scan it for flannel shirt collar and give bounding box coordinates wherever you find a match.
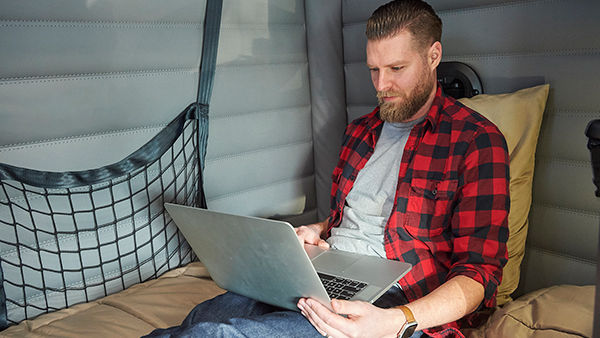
[424,85,445,132]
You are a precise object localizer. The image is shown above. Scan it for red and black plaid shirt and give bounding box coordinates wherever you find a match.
[327,87,509,337]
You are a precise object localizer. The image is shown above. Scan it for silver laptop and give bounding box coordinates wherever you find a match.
[164,203,412,312]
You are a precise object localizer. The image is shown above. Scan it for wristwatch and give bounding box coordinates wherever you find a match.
[396,305,418,338]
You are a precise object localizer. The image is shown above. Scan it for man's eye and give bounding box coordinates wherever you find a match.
[391,66,402,71]
[369,68,379,73]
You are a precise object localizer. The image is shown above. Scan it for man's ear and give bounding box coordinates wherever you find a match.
[428,41,442,70]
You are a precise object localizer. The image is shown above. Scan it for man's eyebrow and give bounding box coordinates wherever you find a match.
[366,60,408,68]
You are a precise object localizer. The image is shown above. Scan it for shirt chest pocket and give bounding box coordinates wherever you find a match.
[403,178,459,240]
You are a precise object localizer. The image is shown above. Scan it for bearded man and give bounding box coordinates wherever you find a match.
[297,1,509,336]
[147,1,509,337]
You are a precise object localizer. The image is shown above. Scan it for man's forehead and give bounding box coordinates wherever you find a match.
[366,35,420,65]
[367,29,419,45]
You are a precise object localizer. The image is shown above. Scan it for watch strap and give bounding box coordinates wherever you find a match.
[396,305,418,338]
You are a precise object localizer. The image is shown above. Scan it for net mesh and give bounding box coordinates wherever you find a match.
[0,107,205,325]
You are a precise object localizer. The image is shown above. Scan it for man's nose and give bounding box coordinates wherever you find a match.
[375,71,392,92]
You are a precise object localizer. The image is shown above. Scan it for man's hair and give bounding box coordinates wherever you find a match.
[366,0,442,49]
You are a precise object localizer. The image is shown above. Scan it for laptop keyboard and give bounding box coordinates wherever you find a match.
[317,272,367,300]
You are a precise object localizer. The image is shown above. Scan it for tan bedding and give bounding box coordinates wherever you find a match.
[0,262,225,338]
[2,261,594,337]
[466,284,595,338]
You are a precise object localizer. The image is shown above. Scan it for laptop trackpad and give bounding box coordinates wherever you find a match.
[304,244,328,260]
[311,250,358,275]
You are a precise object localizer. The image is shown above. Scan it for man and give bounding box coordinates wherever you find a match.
[147,1,509,337]
[296,1,509,337]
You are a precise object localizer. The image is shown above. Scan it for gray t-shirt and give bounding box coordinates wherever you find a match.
[327,117,423,258]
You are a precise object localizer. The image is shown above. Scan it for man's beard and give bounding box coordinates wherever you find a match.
[377,74,434,123]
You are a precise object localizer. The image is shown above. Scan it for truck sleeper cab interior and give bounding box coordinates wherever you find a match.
[0,0,598,337]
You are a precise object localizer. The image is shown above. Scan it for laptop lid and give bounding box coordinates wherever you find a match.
[165,203,331,311]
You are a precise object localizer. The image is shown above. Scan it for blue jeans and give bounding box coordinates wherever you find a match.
[144,287,423,337]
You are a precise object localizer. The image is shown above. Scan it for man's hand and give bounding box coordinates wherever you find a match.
[297,298,405,338]
[295,219,330,249]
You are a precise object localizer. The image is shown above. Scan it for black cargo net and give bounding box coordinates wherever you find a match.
[0,105,207,326]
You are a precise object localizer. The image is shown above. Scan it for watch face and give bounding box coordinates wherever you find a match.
[400,323,418,338]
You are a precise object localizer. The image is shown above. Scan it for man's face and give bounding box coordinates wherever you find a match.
[366,31,436,123]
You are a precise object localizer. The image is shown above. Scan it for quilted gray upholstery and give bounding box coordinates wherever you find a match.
[205,0,316,222]
[0,0,598,324]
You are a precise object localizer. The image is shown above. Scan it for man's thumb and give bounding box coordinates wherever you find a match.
[318,239,330,249]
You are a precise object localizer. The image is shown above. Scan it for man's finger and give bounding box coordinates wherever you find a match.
[302,298,351,337]
[300,310,326,336]
[298,298,331,336]
[330,299,366,316]
[300,307,345,337]
[295,226,320,245]
[298,298,340,336]
[318,239,330,249]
